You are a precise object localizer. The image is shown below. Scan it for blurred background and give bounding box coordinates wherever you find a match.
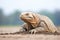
[0,0,60,27]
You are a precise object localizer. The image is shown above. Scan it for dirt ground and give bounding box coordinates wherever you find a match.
[0,26,60,40]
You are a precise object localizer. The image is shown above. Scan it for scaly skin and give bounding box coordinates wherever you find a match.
[20,12,59,34]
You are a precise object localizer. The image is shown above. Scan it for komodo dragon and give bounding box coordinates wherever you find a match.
[19,11,59,34]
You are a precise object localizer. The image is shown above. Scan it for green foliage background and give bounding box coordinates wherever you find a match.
[0,8,60,26]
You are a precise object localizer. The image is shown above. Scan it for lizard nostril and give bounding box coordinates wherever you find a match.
[21,15,23,17]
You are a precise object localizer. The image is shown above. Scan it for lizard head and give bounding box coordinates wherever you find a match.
[20,11,40,27]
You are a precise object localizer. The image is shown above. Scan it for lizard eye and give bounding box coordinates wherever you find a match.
[25,13,29,16]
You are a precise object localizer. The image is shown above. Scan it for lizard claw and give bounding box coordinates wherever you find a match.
[29,29,37,34]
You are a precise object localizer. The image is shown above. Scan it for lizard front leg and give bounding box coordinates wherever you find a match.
[29,21,49,34]
[29,27,45,34]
